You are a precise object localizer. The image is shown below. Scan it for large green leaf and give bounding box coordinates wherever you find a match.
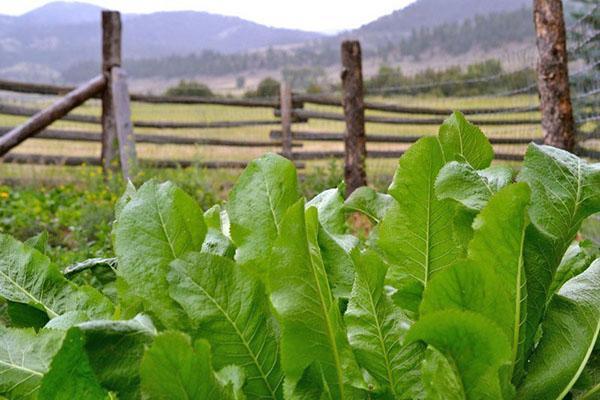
[437,111,493,169]
[24,231,48,255]
[571,349,600,400]
[168,252,283,399]
[519,145,600,365]
[377,137,459,292]
[78,315,157,400]
[0,327,64,399]
[420,183,530,380]
[435,162,513,211]
[549,241,600,296]
[268,200,364,398]
[405,310,512,400]
[517,259,600,400]
[344,186,393,224]
[6,302,49,329]
[306,184,350,235]
[378,113,492,299]
[285,362,327,400]
[344,249,423,398]
[140,331,234,400]
[38,328,108,400]
[113,180,206,329]
[227,153,301,271]
[518,144,600,246]
[0,234,113,321]
[421,346,466,400]
[307,186,358,298]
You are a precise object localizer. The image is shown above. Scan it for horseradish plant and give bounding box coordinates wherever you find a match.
[0,112,598,399]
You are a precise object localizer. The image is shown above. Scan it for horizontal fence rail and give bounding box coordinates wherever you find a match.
[288,150,524,161]
[0,78,280,107]
[3,152,307,170]
[2,153,253,169]
[0,103,282,129]
[294,94,540,116]
[269,130,543,145]
[274,109,542,126]
[0,127,302,147]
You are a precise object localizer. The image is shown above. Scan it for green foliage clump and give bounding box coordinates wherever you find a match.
[365,59,536,96]
[165,80,214,97]
[0,181,116,267]
[0,113,598,399]
[244,77,280,98]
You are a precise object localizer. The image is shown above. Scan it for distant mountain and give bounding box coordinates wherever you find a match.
[356,0,530,34]
[0,0,549,84]
[18,2,102,26]
[337,0,532,47]
[0,1,324,81]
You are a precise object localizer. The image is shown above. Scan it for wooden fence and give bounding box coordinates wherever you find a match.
[0,10,595,189]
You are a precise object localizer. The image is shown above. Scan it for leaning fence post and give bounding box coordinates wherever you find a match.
[533,0,576,152]
[341,40,367,196]
[101,10,122,174]
[111,67,137,180]
[279,83,293,159]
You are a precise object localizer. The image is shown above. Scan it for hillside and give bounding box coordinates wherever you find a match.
[0,2,324,81]
[0,0,546,84]
[354,0,530,35]
[340,0,532,51]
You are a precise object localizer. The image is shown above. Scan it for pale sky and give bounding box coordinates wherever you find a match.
[0,0,414,33]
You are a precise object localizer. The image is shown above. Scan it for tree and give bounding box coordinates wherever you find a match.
[236,76,245,89]
[165,80,214,97]
[245,77,280,98]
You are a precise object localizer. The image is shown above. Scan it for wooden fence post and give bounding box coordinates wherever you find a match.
[111,67,137,180]
[533,0,576,152]
[101,10,122,174]
[280,83,293,159]
[341,40,367,196]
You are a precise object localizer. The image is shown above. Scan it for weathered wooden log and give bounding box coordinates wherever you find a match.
[0,126,300,147]
[533,0,576,151]
[1,153,310,169]
[275,109,542,126]
[289,150,525,161]
[270,130,541,144]
[111,67,137,179]
[0,104,282,129]
[0,78,280,108]
[279,83,293,159]
[293,94,539,116]
[0,79,75,96]
[133,119,281,129]
[0,75,106,157]
[101,10,122,172]
[0,103,101,123]
[341,40,367,195]
[130,93,279,107]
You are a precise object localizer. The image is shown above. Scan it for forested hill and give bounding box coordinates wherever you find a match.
[0,2,324,81]
[0,0,545,83]
[370,7,535,61]
[64,5,538,82]
[347,0,530,43]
